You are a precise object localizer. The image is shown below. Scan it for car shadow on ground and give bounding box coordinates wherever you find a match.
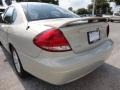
[1,45,120,90]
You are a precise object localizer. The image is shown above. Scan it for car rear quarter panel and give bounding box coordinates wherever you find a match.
[7,4,51,58]
[8,24,48,58]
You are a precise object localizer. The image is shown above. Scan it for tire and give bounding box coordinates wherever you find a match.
[11,47,27,78]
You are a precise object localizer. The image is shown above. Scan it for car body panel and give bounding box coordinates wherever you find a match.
[60,22,108,53]
[18,39,113,85]
[29,18,108,53]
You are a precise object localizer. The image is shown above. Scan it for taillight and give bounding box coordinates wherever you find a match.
[33,28,72,52]
[107,25,110,37]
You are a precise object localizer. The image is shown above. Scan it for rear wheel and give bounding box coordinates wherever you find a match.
[11,47,27,78]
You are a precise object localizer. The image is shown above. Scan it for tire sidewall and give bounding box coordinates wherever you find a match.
[11,47,24,77]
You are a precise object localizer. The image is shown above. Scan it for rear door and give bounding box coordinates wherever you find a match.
[0,6,15,49]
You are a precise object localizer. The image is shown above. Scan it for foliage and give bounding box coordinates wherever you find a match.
[88,4,93,14]
[68,7,73,11]
[110,0,120,5]
[76,8,89,15]
[88,0,112,15]
[16,0,58,5]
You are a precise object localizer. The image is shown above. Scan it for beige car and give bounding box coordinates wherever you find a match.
[0,2,113,85]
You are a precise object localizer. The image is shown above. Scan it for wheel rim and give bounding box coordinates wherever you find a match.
[13,50,21,73]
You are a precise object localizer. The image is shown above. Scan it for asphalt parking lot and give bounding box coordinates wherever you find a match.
[0,22,120,90]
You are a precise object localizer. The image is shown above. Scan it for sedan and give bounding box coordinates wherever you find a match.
[0,2,113,85]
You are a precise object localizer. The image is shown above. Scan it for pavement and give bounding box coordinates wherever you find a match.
[0,22,120,90]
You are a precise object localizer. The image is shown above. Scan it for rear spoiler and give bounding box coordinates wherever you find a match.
[45,17,108,28]
[86,17,108,23]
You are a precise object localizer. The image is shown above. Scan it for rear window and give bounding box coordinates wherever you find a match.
[22,3,79,21]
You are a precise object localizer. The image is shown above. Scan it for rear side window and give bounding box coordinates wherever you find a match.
[12,8,17,22]
[22,3,79,21]
[4,7,14,17]
[4,6,17,23]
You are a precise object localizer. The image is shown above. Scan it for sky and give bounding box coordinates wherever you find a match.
[59,0,92,10]
[59,0,115,10]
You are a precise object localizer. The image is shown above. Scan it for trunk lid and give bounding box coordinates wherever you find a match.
[29,17,108,53]
[60,22,108,53]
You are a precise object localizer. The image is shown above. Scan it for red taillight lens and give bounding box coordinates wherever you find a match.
[33,28,72,52]
[107,25,110,37]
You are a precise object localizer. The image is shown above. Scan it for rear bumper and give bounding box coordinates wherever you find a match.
[20,39,113,85]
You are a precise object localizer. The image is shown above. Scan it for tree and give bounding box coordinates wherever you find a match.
[115,0,120,5]
[76,8,88,15]
[68,7,73,11]
[88,4,93,14]
[16,0,58,5]
[88,0,111,15]
[110,0,120,5]
[40,0,58,5]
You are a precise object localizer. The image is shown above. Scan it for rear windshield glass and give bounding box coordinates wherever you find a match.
[22,3,79,21]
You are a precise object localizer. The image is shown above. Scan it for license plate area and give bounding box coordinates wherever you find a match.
[87,30,100,44]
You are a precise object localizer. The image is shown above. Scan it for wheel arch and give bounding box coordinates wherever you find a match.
[9,42,28,77]
[9,43,13,52]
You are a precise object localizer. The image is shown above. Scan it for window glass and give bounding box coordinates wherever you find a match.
[22,3,80,21]
[12,9,17,22]
[4,7,14,18]
[4,7,16,23]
